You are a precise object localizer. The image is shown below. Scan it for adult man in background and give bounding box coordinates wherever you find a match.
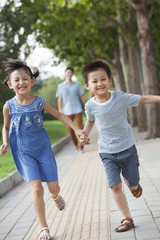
[56,67,86,153]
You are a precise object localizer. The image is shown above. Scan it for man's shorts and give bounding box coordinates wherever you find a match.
[99,145,140,188]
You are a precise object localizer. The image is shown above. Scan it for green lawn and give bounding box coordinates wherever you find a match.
[0,120,68,179]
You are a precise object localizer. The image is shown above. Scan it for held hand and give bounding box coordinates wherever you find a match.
[79,135,91,145]
[0,144,8,155]
[75,129,91,145]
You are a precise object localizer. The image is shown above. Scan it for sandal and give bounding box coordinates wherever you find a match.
[123,178,142,198]
[52,194,65,210]
[39,227,51,240]
[115,217,134,232]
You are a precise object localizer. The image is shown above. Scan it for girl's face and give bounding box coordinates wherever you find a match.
[85,68,111,98]
[7,68,34,95]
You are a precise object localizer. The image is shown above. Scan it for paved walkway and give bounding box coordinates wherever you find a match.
[1,127,160,240]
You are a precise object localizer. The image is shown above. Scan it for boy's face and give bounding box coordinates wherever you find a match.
[85,68,111,98]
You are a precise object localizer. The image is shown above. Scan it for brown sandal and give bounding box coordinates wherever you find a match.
[123,178,142,198]
[115,217,134,232]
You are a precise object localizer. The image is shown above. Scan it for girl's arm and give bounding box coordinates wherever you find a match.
[43,101,88,141]
[140,95,160,104]
[0,104,10,155]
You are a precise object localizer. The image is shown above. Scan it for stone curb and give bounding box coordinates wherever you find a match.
[0,135,70,198]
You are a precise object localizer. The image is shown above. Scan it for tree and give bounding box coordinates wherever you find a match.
[125,0,160,138]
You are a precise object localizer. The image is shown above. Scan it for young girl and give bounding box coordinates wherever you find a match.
[0,59,88,240]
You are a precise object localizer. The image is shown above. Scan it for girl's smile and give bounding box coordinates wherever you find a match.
[7,68,34,95]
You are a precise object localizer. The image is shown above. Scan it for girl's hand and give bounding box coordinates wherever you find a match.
[75,129,90,145]
[0,144,8,155]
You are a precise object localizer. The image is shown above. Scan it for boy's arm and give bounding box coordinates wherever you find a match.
[43,101,88,141]
[140,95,160,104]
[0,104,10,155]
[84,119,95,135]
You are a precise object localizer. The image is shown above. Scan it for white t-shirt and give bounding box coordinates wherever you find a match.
[85,91,141,154]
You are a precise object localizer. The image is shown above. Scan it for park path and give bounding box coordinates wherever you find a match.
[1,127,160,239]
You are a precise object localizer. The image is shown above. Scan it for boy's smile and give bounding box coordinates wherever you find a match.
[85,68,111,102]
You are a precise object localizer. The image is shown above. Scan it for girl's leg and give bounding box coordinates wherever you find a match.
[29,180,50,238]
[111,183,132,231]
[47,181,65,210]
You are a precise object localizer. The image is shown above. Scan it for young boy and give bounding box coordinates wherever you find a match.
[82,60,160,232]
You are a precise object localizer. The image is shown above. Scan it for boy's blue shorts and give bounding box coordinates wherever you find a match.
[99,145,140,188]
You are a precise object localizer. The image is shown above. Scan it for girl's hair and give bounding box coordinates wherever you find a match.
[3,59,39,86]
[82,60,111,84]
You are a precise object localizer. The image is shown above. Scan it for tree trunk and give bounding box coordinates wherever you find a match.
[129,0,160,138]
[118,22,137,126]
[112,49,126,92]
[128,45,147,132]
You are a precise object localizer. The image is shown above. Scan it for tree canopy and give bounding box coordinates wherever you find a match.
[1,0,160,137]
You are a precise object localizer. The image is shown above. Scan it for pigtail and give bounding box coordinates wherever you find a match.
[31,67,39,78]
[3,77,9,87]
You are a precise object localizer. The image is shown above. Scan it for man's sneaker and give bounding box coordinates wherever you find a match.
[77,148,84,154]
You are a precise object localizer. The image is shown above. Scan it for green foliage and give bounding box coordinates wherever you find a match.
[36,77,61,109]
[34,1,119,69]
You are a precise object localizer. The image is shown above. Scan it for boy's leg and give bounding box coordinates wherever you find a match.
[100,153,134,232]
[111,183,131,218]
[121,145,142,198]
[111,183,134,231]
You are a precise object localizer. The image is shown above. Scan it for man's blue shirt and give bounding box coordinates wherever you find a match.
[56,81,84,115]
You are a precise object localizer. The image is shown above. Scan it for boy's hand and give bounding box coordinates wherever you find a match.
[75,129,91,145]
[0,144,8,155]
[79,135,91,145]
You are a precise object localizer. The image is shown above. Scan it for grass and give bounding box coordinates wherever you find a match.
[0,120,68,179]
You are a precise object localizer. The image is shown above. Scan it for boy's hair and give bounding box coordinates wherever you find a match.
[3,59,39,86]
[65,67,74,73]
[82,60,111,84]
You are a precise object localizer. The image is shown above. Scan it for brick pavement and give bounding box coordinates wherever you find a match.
[1,127,160,240]
[24,129,110,240]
